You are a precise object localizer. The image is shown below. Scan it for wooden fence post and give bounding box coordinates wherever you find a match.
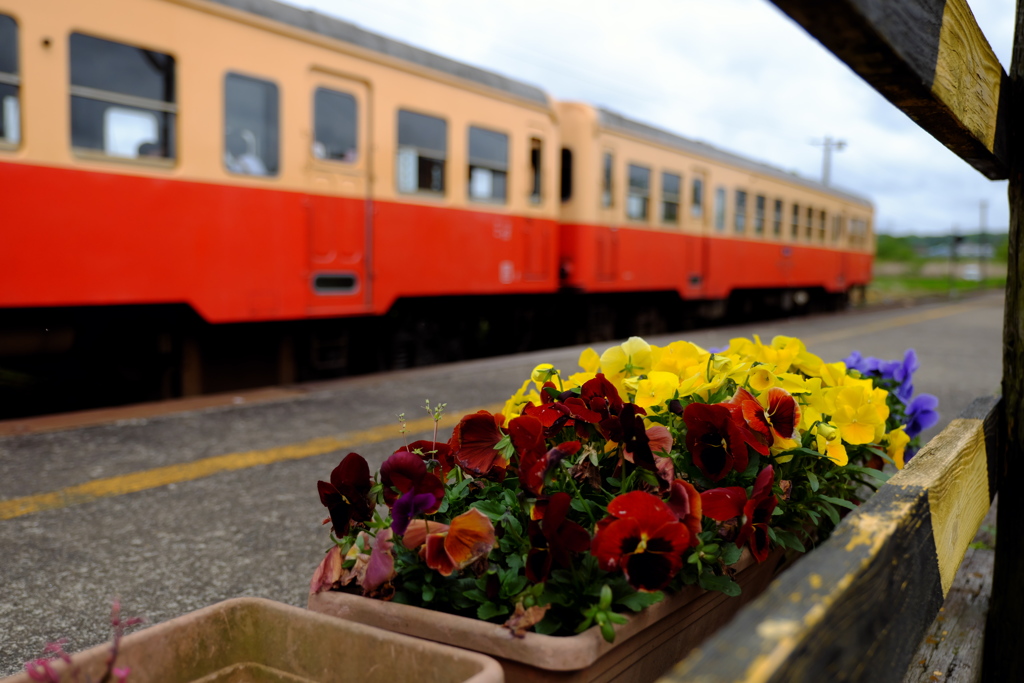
[983,3,1024,679]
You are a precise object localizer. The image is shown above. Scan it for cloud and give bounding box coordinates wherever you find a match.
[302,0,1013,235]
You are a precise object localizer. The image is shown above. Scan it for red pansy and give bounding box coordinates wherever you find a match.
[450,411,509,478]
[682,403,750,481]
[591,491,690,591]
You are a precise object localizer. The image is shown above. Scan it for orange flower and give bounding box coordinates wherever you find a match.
[403,508,496,577]
[450,411,509,478]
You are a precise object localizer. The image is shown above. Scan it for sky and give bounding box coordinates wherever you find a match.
[301,0,1015,237]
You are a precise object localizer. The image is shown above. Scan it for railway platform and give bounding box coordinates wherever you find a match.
[0,291,1005,677]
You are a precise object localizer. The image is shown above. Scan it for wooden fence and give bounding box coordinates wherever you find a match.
[662,1,1020,680]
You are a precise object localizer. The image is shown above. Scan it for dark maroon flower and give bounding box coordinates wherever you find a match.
[317,452,374,536]
[683,403,750,482]
[405,440,456,478]
[380,450,444,535]
[591,491,690,591]
[580,374,624,417]
[525,492,591,582]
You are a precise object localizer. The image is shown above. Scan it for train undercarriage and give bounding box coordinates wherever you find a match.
[0,286,861,420]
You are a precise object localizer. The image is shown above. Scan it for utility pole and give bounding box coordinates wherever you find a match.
[813,136,847,186]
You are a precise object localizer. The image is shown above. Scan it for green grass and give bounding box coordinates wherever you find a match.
[868,275,1005,302]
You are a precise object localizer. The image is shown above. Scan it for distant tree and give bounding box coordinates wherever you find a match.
[875,234,917,261]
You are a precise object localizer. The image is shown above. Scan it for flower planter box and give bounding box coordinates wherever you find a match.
[2,598,501,683]
[307,548,793,683]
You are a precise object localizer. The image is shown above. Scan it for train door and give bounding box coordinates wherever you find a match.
[304,71,372,316]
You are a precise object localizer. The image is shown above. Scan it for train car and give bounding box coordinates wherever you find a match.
[557,103,874,336]
[0,0,874,417]
[0,0,561,410]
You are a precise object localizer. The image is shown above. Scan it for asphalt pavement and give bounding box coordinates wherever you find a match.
[0,291,1005,676]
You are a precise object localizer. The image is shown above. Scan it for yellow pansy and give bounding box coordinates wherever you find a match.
[600,336,653,396]
[578,347,601,374]
[651,340,708,376]
[813,421,848,466]
[748,365,776,392]
[885,426,912,469]
[817,362,848,387]
[531,363,559,389]
[502,379,540,421]
[832,385,889,445]
[634,371,680,410]
[567,371,597,389]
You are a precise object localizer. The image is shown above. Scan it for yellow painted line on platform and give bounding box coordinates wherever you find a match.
[802,299,987,346]
[0,297,996,521]
[0,403,503,521]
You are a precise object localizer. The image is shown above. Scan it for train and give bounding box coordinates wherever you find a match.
[0,0,874,417]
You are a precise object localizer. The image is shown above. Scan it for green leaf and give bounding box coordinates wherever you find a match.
[616,591,664,612]
[719,543,743,565]
[422,584,435,602]
[464,589,488,603]
[844,465,892,483]
[600,621,616,643]
[775,530,807,553]
[471,499,507,519]
[477,602,509,621]
[699,573,741,596]
[818,494,858,511]
[807,471,820,492]
[534,617,562,635]
[818,501,840,526]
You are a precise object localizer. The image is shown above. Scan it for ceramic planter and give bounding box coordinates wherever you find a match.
[308,548,793,683]
[2,597,501,683]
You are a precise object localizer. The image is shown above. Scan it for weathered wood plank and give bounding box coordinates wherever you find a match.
[902,499,996,683]
[983,1,1024,676]
[662,399,1001,683]
[769,0,1009,180]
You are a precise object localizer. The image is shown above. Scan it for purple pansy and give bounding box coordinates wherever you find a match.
[905,393,940,439]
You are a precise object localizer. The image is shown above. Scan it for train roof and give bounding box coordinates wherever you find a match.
[206,0,550,107]
[597,108,874,208]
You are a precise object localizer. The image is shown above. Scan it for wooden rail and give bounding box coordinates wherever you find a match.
[661,1,1023,678]
[769,0,1010,180]
[665,397,1003,683]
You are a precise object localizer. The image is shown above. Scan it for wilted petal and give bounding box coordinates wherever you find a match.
[364,529,396,593]
[309,545,343,594]
[504,602,551,637]
[423,532,457,576]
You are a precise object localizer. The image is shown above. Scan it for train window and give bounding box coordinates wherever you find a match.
[691,177,704,218]
[69,33,176,160]
[791,204,800,240]
[754,195,766,235]
[397,109,446,194]
[313,88,357,162]
[662,172,680,224]
[819,210,827,242]
[626,164,650,220]
[806,206,814,240]
[773,199,783,237]
[602,152,614,208]
[0,14,19,147]
[714,187,726,231]
[468,126,508,202]
[833,215,844,243]
[224,74,279,176]
[530,138,542,204]
[734,190,747,233]
[560,147,573,202]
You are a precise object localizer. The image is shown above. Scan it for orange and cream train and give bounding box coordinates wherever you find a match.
[0,0,874,412]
